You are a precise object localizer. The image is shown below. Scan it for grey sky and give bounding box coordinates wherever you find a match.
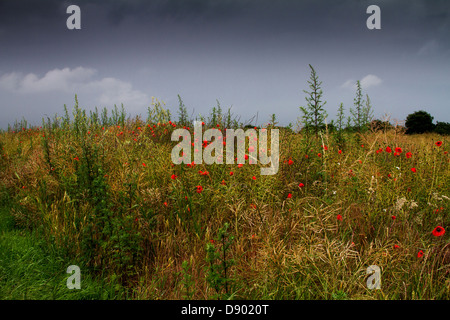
[0,0,449,129]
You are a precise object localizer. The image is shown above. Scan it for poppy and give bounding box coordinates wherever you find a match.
[386,147,392,153]
[298,183,305,188]
[417,250,424,258]
[406,152,412,159]
[196,185,203,193]
[318,153,322,157]
[287,193,292,199]
[171,174,177,179]
[432,226,445,237]
[411,167,417,173]
[436,141,443,147]
[338,150,342,154]
[323,145,328,151]
[392,215,396,220]
[394,244,400,249]
[395,147,402,154]
[288,159,294,165]
[230,171,234,176]
[337,214,342,221]
[252,176,256,180]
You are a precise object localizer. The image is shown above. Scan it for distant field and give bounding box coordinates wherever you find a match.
[0,106,449,300]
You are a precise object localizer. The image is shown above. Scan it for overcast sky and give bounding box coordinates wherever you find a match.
[0,0,449,129]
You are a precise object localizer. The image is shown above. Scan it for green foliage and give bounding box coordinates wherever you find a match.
[405,110,435,134]
[178,259,195,300]
[177,94,190,127]
[434,121,450,135]
[205,222,235,299]
[350,80,365,132]
[300,64,328,137]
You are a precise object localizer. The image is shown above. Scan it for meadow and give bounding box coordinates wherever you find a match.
[0,98,449,300]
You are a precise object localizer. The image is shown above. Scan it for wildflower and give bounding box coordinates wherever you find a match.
[171,174,177,179]
[436,141,443,147]
[252,176,256,180]
[323,145,328,151]
[432,226,445,237]
[394,244,400,249]
[338,150,342,154]
[386,146,392,153]
[287,193,292,199]
[395,147,402,154]
[318,153,322,157]
[406,152,412,159]
[221,180,226,185]
[417,250,424,258]
[288,159,294,165]
[196,185,203,193]
[411,167,417,173]
[164,202,168,207]
[238,163,243,168]
[142,163,146,167]
[337,214,342,221]
[298,183,305,188]
[230,171,234,176]
[392,215,396,220]
[74,156,79,161]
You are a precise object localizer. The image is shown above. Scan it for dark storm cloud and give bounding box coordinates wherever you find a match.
[0,0,449,129]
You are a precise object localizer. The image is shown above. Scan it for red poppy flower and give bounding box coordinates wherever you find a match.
[287,193,292,199]
[171,174,177,179]
[252,176,256,180]
[394,244,400,249]
[436,141,442,147]
[288,159,294,165]
[392,215,396,220]
[230,171,234,176]
[406,152,412,159]
[417,250,424,258]
[142,163,146,167]
[196,185,203,193]
[323,145,328,151]
[318,153,322,157]
[337,214,342,221]
[395,147,402,154]
[298,183,305,188]
[411,167,417,173]
[386,147,392,153]
[74,156,79,161]
[432,226,445,237]
[338,150,342,154]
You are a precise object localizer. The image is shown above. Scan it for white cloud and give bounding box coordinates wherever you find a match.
[0,67,149,110]
[340,74,382,90]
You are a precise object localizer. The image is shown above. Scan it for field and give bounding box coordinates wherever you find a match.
[0,101,449,300]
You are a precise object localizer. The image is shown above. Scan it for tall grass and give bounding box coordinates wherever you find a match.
[0,101,449,300]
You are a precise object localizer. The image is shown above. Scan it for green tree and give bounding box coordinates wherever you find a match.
[299,64,328,137]
[405,110,435,134]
